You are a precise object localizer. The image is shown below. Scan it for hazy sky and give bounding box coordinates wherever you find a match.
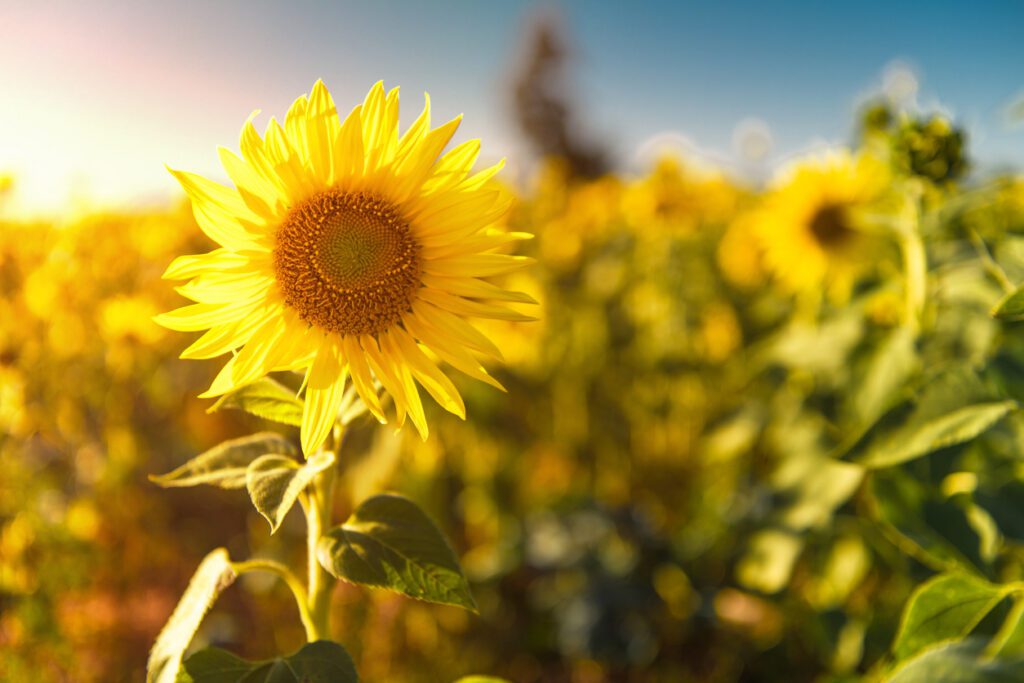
[1,0,1022,216]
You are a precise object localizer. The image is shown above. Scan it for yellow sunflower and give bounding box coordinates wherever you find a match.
[156,81,535,455]
[622,155,738,236]
[750,150,889,297]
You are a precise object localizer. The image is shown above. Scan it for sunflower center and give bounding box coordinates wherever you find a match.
[273,191,421,336]
[809,203,855,249]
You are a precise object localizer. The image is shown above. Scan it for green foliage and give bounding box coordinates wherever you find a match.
[992,287,1024,321]
[147,549,237,683]
[886,640,1024,683]
[846,369,1016,469]
[317,494,476,611]
[871,471,986,572]
[246,451,335,533]
[209,377,305,427]
[851,325,919,426]
[178,641,357,683]
[892,573,1008,661]
[150,433,297,489]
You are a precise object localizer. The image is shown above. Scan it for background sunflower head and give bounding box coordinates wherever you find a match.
[748,150,892,299]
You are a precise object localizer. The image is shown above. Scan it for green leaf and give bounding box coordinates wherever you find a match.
[150,433,297,490]
[209,377,304,427]
[893,573,1008,661]
[181,640,357,683]
[847,369,1016,469]
[851,325,919,426]
[886,639,1024,682]
[993,286,1024,321]
[174,648,261,683]
[857,401,1016,468]
[317,494,476,611]
[872,471,987,572]
[246,450,335,533]
[147,548,237,683]
[989,595,1024,658]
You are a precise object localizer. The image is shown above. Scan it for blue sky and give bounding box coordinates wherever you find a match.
[1,0,1022,215]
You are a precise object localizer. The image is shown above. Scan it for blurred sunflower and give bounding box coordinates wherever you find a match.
[157,81,535,455]
[750,151,889,298]
[622,156,738,235]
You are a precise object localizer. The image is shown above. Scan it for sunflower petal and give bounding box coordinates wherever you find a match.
[387,328,465,419]
[301,343,348,456]
[306,80,340,182]
[417,288,537,322]
[168,168,267,251]
[421,139,481,195]
[162,250,250,280]
[154,300,259,332]
[344,335,386,423]
[379,336,428,439]
[402,312,505,391]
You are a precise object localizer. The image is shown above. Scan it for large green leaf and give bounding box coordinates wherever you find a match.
[179,640,357,683]
[886,639,1024,682]
[147,548,236,683]
[150,433,297,489]
[893,572,1008,661]
[209,377,304,427]
[848,369,1016,469]
[317,494,476,611]
[858,401,1016,469]
[246,450,335,533]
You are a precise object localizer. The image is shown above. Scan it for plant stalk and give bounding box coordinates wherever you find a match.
[231,559,317,642]
[899,188,927,332]
[305,439,339,641]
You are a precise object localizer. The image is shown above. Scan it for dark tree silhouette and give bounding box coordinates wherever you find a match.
[512,14,610,180]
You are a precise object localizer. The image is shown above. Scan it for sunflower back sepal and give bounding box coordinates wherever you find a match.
[246,450,335,533]
[208,376,305,427]
[150,432,298,490]
[316,493,477,612]
[177,640,358,683]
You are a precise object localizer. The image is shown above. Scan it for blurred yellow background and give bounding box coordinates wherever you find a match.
[3,3,1024,682]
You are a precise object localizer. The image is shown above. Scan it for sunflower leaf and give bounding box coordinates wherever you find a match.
[885,639,1024,682]
[246,451,335,533]
[209,377,305,427]
[317,494,476,611]
[150,433,298,490]
[893,572,1009,662]
[179,640,358,683]
[843,368,1016,469]
[147,549,236,683]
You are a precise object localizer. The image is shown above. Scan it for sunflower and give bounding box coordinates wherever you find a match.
[750,150,889,297]
[156,81,535,455]
[622,155,738,236]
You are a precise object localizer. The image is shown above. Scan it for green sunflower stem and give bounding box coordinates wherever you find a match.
[899,186,927,332]
[305,429,340,641]
[231,559,317,642]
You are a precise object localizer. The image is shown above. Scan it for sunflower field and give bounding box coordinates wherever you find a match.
[4,10,1024,683]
